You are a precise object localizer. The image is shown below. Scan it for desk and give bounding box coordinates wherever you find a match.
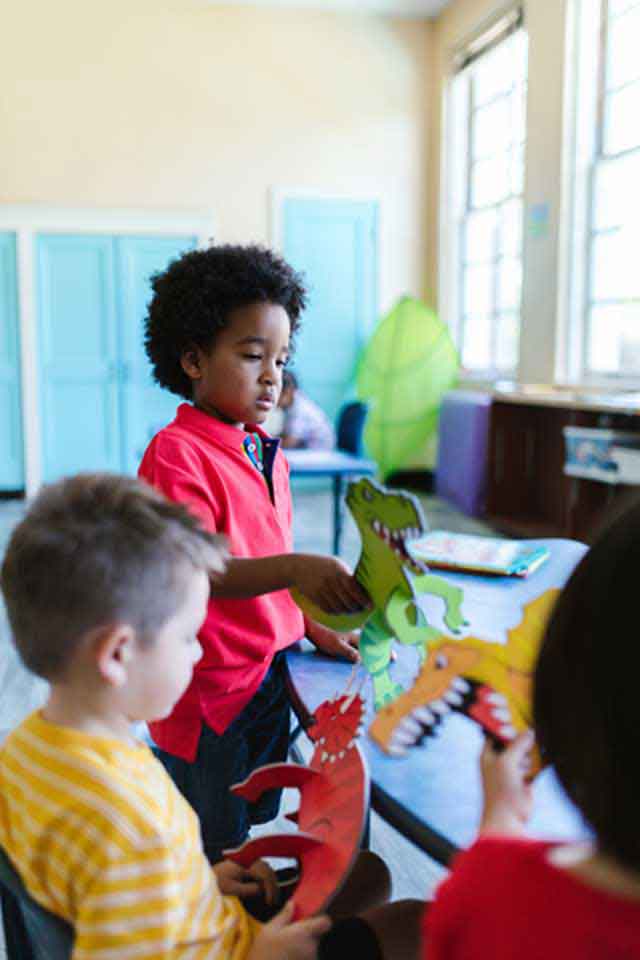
[286,538,589,866]
[285,449,377,555]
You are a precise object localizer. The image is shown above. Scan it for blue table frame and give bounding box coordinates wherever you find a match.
[285,539,590,866]
[284,449,377,555]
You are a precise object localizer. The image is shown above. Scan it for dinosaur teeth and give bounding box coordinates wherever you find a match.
[321,751,329,763]
[452,677,471,693]
[500,724,517,740]
[430,698,450,716]
[398,716,423,737]
[413,705,435,725]
[387,744,408,757]
[390,730,417,747]
[487,692,508,707]
[338,751,346,760]
[372,519,381,534]
[444,690,463,707]
[492,707,512,723]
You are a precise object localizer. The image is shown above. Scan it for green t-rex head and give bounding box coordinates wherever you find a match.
[347,478,428,588]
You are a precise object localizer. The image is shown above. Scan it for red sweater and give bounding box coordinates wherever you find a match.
[139,403,304,761]
[425,836,640,958]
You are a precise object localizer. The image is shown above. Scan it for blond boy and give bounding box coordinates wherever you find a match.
[0,474,329,960]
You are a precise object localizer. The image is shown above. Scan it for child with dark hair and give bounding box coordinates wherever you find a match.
[423,498,640,957]
[139,244,368,868]
[0,473,422,960]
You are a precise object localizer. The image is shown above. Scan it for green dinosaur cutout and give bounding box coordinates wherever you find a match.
[292,478,467,708]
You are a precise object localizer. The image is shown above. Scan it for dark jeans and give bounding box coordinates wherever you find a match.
[154,653,291,864]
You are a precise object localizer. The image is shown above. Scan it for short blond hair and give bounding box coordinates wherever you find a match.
[1,473,225,680]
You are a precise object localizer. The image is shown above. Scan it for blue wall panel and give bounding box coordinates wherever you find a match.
[0,233,24,490]
[117,235,197,474]
[283,197,378,423]
[37,233,198,482]
[37,235,121,481]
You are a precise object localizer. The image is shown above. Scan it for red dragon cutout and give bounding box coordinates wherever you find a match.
[225,689,369,919]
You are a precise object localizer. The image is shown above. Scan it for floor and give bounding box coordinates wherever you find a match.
[0,485,494,955]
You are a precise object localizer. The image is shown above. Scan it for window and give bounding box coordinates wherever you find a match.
[572,0,640,379]
[444,14,528,378]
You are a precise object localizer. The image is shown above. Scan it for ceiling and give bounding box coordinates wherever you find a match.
[203,0,451,18]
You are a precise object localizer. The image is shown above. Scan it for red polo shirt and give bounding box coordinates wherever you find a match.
[138,403,304,761]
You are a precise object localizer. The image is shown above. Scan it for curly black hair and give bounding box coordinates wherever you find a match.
[145,244,307,400]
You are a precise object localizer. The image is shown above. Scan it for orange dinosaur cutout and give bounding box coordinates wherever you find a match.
[369,590,560,776]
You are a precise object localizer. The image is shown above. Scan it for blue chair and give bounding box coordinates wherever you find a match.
[0,846,72,960]
[285,402,376,555]
[336,401,368,457]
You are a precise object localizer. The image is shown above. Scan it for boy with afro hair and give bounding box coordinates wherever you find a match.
[139,244,370,872]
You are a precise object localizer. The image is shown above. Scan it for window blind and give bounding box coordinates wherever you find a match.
[452,5,524,73]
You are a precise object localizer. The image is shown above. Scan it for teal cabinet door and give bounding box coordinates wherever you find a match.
[0,233,24,490]
[37,235,121,481]
[117,235,198,475]
[283,198,378,423]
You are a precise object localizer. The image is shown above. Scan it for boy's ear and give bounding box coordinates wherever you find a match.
[180,346,203,381]
[92,624,137,688]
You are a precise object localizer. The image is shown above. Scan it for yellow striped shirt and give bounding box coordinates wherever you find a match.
[0,711,260,960]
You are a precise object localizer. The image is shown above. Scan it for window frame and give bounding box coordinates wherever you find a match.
[440,20,528,383]
[566,0,640,386]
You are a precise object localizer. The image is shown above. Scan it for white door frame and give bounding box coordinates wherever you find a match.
[0,206,214,497]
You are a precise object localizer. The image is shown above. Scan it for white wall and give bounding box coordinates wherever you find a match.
[0,0,433,314]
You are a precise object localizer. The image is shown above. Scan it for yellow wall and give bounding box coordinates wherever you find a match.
[428,0,572,383]
[0,0,432,311]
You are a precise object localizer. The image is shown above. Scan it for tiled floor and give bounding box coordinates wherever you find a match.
[0,485,494,955]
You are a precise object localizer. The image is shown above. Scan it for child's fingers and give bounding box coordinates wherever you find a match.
[267,899,295,929]
[342,577,371,609]
[337,637,361,663]
[506,729,535,765]
[234,880,262,899]
[296,914,332,939]
[249,860,279,907]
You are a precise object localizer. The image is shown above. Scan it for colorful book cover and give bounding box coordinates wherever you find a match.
[409,531,549,577]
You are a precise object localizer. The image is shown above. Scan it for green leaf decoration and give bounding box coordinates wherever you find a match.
[356,296,459,480]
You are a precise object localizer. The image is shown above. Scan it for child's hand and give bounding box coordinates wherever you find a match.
[248,901,331,960]
[479,730,534,837]
[214,859,278,906]
[306,620,361,663]
[292,554,370,615]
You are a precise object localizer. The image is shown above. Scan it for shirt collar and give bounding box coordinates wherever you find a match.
[174,402,273,450]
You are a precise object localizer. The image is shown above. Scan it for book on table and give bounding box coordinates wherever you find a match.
[409,531,550,577]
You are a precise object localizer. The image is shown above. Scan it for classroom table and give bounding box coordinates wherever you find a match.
[284,448,377,555]
[285,538,590,866]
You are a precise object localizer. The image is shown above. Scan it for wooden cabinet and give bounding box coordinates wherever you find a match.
[486,400,640,543]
